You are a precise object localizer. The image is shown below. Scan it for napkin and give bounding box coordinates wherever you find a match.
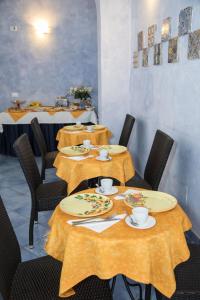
[61,155,94,161]
[114,189,141,200]
[67,214,126,233]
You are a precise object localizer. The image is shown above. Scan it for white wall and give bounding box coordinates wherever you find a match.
[96,0,132,143]
[130,0,200,236]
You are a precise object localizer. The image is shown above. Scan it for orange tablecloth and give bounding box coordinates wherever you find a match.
[56,127,112,148]
[45,186,192,298]
[6,108,87,121]
[54,150,135,194]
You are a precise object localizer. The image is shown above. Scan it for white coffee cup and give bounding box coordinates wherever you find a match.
[101,178,113,193]
[131,207,149,225]
[76,121,81,126]
[83,139,91,148]
[87,125,93,132]
[99,149,108,160]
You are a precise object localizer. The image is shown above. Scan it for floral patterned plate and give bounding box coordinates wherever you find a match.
[59,146,90,156]
[60,193,113,217]
[124,190,177,213]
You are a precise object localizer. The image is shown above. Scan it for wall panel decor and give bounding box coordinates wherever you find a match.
[142,48,148,67]
[148,24,157,47]
[154,43,162,65]
[161,17,171,42]
[138,31,144,51]
[178,6,192,36]
[168,37,178,63]
[133,51,139,68]
[188,29,200,60]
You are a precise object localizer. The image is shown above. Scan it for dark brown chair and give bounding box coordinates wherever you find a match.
[126,130,174,191]
[0,196,113,300]
[145,244,200,300]
[13,134,67,247]
[31,117,58,179]
[119,114,135,147]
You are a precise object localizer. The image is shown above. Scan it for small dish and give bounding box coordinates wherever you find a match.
[95,156,112,161]
[95,187,118,196]
[125,215,156,230]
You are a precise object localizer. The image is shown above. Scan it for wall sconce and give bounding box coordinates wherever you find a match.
[34,20,50,37]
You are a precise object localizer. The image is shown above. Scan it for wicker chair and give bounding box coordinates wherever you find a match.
[31,117,58,179]
[126,130,174,191]
[145,244,200,300]
[119,114,135,147]
[0,196,113,300]
[13,134,67,247]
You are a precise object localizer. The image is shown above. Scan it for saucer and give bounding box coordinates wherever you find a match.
[85,130,94,133]
[96,156,112,161]
[95,187,118,196]
[125,215,156,229]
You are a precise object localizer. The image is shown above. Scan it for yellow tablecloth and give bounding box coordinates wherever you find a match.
[56,127,112,148]
[45,186,192,298]
[54,150,135,194]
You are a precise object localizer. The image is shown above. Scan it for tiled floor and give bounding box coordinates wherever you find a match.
[0,154,199,300]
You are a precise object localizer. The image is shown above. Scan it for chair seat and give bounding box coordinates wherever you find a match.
[45,151,58,168]
[10,256,112,300]
[174,244,200,296]
[36,180,67,211]
[126,172,152,190]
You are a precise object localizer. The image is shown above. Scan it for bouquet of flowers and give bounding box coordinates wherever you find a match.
[68,86,92,100]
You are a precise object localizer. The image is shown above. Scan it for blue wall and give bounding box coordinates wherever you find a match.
[0,0,97,110]
[130,0,200,236]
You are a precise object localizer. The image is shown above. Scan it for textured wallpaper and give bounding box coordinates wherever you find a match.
[0,0,97,110]
[130,0,200,236]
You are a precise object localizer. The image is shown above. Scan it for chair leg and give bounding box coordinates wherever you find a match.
[145,284,151,300]
[29,210,35,248]
[41,166,45,180]
[111,276,117,294]
[122,275,143,300]
[155,289,163,300]
[34,211,38,224]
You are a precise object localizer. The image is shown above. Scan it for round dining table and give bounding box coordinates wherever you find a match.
[54,148,135,194]
[45,186,191,299]
[56,127,112,148]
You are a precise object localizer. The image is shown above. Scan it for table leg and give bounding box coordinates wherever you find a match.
[110,276,117,294]
[122,275,143,300]
[145,284,151,300]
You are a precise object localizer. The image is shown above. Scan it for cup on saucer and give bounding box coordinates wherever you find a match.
[99,149,108,160]
[83,139,91,148]
[100,178,113,194]
[131,207,149,226]
[87,125,94,132]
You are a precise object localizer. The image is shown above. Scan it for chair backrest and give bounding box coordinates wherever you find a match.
[13,134,42,195]
[31,117,47,158]
[119,114,135,147]
[144,130,174,191]
[0,196,21,300]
